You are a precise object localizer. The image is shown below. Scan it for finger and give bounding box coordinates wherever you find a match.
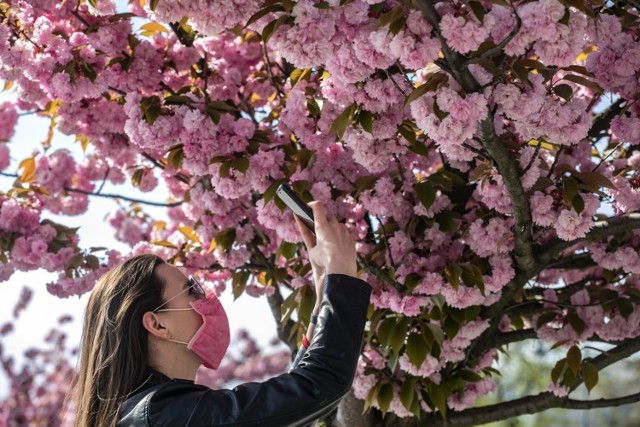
[294,215,316,248]
[308,201,329,228]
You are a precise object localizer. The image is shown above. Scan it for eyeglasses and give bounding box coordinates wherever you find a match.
[153,276,206,313]
[186,276,206,299]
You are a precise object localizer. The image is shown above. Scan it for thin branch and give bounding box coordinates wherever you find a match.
[564,392,640,410]
[522,140,542,175]
[0,172,18,178]
[96,167,110,195]
[463,9,522,67]
[63,186,183,207]
[384,69,408,96]
[107,86,126,97]
[539,213,640,268]
[140,152,190,184]
[544,252,596,270]
[494,329,537,347]
[266,285,297,353]
[546,146,564,178]
[592,139,624,172]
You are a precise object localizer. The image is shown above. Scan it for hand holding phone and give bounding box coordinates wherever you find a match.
[276,184,357,279]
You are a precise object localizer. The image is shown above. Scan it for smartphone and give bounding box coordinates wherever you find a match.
[276,184,315,232]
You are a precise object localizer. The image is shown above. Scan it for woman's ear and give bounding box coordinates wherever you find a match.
[142,311,169,339]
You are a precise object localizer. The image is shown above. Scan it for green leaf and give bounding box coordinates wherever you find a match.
[261,15,290,44]
[559,7,570,26]
[397,121,417,145]
[290,67,311,87]
[140,96,162,125]
[232,270,250,299]
[378,317,397,348]
[377,383,394,417]
[406,333,428,367]
[618,298,634,320]
[551,359,567,384]
[164,95,193,105]
[215,227,236,252]
[364,383,381,413]
[572,193,584,215]
[428,384,447,417]
[435,212,457,232]
[562,74,603,92]
[375,6,404,29]
[388,16,406,35]
[245,4,286,28]
[566,310,585,336]
[573,171,617,190]
[566,345,582,375]
[581,360,599,393]
[444,265,462,290]
[109,12,137,22]
[466,1,486,22]
[329,103,357,139]
[359,110,374,134]
[433,99,449,121]
[404,73,449,106]
[85,255,100,270]
[150,0,160,11]
[277,241,298,260]
[400,378,417,410]
[562,177,579,206]
[167,145,185,170]
[307,98,320,119]
[536,311,558,329]
[232,157,250,174]
[355,175,378,191]
[553,84,573,101]
[414,180,436,210]
[391,318,409,353]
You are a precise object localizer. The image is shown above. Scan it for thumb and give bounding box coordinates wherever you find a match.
[294,215,316,249]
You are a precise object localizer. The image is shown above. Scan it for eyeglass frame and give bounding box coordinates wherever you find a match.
[153,276,206,313]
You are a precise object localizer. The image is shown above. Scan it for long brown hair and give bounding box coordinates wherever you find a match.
[73,254,166,427]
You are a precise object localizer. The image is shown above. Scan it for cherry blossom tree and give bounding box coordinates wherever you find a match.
[1,0,639,425]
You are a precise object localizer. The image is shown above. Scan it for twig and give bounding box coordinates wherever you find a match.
[546,146,564,178]
[384,69,407,96]
[463,9,522,67]
[96,167,110,194]
[564,392,640,410]
[108,86,127,96]
[522,140,541,175]
[592,139,624,172]
[64,186,183,207]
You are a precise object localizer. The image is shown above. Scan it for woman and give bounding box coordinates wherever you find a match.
[73,201,371,427]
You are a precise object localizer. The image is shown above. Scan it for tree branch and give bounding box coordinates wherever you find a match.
[414,0,535,273]
[266,285,297,353]
[463,10,522,67]
[63,187,183,208]
[420,337,640,426]
[494,329,538,347]
[563,392,640,409]
[539,213,640,268]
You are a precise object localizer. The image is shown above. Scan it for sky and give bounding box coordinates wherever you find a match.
[0,1,281,398]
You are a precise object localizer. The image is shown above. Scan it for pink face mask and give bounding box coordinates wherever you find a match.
[155,278,231,370]
[185,293,231,369]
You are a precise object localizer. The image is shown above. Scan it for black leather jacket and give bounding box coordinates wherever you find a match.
[117,274,371,427]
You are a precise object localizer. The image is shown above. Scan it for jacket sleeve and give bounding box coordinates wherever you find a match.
[147,274,370,427]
